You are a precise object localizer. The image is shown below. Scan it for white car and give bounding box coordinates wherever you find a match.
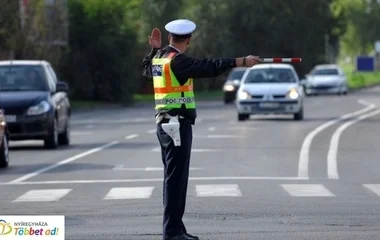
[236,64,304,121]
[304,64,348,95]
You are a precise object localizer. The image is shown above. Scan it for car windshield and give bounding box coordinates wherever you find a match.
[227,69,246,81]
[310,68,339,76]
[244,68,296,83]
[0,65,47,91]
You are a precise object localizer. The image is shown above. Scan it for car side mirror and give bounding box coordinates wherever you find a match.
[56,81,69,92]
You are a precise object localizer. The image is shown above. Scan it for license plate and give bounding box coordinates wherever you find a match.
[5,115,16,122]
[259,102,279,108]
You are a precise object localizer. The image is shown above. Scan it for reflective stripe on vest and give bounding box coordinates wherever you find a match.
[152,52,195,109]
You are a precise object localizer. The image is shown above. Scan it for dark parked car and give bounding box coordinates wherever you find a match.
[0,60,71,149]
[222,67,247,104]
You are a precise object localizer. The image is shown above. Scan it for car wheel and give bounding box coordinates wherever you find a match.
[238,113,249,121]
[0,133,9,168]
[224,96,232,104]
[44,118,59,149]
[58,119,70,146]
[294,107,304,121]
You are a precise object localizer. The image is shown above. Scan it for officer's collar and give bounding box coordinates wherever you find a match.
[168,45,181,53]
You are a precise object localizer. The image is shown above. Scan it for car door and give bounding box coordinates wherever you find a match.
[44,65,66,132]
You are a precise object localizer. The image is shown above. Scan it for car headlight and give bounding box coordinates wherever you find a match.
[27,100,50,115]
[224,84,235,91]
[287,88,299,99]
[238,91,250,99]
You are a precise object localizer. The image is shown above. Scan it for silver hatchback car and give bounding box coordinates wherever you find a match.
[236,64,304,121]
[303,64,348,95]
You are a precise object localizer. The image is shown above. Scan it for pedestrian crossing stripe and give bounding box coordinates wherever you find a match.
[8,184,380,202]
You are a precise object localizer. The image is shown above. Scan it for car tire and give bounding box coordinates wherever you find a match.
[58,119,70,146]
[294,107,304,121]
[0,133,9,168]
[44,118,59,149]
[238,113,249,121]
[224,96,232,104]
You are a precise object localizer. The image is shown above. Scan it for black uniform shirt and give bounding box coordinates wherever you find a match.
[142,45,237,124]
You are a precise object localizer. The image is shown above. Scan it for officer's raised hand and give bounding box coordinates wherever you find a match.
[149,28,161,49]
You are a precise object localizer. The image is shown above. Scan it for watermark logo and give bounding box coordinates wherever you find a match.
[0,216,64,239]
[0,220,12,235]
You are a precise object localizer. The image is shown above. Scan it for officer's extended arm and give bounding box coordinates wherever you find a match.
[170,54,239,80]
[142,48,159,81]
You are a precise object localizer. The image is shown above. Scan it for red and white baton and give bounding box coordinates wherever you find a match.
[261,58,302,63]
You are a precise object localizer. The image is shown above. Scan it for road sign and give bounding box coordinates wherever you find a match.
[356,56,375,72]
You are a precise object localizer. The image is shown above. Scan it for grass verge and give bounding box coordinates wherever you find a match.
[341,62,380,89]
[71,100,115,110]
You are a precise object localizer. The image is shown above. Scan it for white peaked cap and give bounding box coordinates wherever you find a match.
[165,19,196,35]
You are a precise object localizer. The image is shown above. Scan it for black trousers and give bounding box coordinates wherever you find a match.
[156,118,193,239]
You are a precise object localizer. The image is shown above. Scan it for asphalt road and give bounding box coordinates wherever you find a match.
[1,86,380,240]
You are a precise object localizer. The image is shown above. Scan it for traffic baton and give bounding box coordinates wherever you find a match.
[261,58,302,63]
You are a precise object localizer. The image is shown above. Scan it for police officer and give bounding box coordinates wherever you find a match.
[142,19,261,240]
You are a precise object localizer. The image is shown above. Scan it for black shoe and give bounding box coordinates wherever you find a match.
[165,233,198,240]
[184,232,199,240]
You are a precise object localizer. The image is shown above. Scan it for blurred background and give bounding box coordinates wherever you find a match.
[0,0,379,108]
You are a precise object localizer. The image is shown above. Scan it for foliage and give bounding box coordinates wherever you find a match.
[0,0,378,104]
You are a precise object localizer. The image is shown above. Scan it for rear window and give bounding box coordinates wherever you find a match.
[244,68,296,83]
[227,69,246,80]
[0,65,47,91]
[311,68,339,76]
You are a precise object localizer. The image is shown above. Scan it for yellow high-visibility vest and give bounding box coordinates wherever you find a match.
[152,52,195,110]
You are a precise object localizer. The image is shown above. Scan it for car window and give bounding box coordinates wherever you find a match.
[47,64,58,83]
[244,68,296,83]
[44,66,56,92]
[0,65,48,91]
[310,68,339,76]
[227,69,246,81]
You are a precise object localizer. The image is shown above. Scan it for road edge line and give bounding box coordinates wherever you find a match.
[7,141,119,184]
[327,107,380,179]
[298,100,376,178]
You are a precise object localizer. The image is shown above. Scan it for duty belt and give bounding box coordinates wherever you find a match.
[155,97,194,105]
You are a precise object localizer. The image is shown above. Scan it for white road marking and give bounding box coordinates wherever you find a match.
[281,184,335,197]
[112,165,203,171]
[208,127,216,131]
[196,184,242,197]
[12,189,72,202]
[8,141,119,184]
[298,100,376,178]
[147,129,156,134]
[226,127,258,130]
[212,115,225,119]
[151,147,219,152]
[72,118,151,124]
[104,187,154,200]
[327,108,380,179]
[193,135,243,139]
[363,184,380,196]
[71,131,93,136]
[2,176,308,185]
[125,134,139,139]
[207,135,242,138]
[85,124,93,128]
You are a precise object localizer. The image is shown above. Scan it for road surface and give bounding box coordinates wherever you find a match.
[1,86,380,240]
